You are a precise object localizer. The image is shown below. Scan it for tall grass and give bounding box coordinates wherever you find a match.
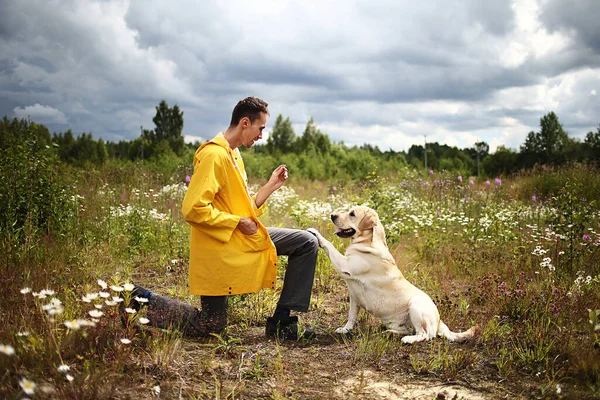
[1,148,599,398]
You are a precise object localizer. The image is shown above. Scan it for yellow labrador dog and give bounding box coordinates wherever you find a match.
[307,206,479,344]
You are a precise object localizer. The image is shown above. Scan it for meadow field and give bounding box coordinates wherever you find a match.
[1,161,600,399]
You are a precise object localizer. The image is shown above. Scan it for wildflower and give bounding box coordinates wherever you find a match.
[97,279,108,289]
[125,308,136,314]
[20,287,32,294]
[110,285,124,292]
[58,364,70,372]
[88,310,103,318]
[19,378,36,395]
[139,317,150,325]
[429,169,434,175]
[0,344,15,356]
[556,384,562,394]
[532,195,537,202]
[583,233,591,241]
[135,296,149,303]
[82,293,99,302]
[77,319,96,327]
[17,331,30,337]
[42,298,64,315]
[532,246,547,256]
[152,385,161,396]
[469,179,474,185]
[123,283,135,291]
[185,174,191,185]
[495,177,502,186]
[120,338,132,344]
[94,304,103,309]
[64,320,81,330]
[485,180,490,186]
[112,296,124,303]
[105,300,117,306]
[66,374,74,382]
[458,175,463,183]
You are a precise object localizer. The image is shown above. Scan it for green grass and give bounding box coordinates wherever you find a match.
[1,163,600,399]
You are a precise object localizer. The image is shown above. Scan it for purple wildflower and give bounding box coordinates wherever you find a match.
[458,175,463,183]
[185,174,191,185]
[469,179,474,185]
[429,169,434,175]
[485,180,490,186]
[494,177,502,186]
[532,195,537,202]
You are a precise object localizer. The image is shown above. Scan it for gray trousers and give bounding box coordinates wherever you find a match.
[144,227,318,336]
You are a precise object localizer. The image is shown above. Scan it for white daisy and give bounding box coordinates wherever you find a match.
[19,378,36,395]
[88,310,103,318]
[0,344,15,356]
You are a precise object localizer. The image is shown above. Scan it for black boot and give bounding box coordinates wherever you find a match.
[265,315,316,341]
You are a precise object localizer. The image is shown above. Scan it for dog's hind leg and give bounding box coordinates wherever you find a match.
[400,296,439,344]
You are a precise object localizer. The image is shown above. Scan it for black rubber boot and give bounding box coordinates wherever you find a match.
[265,316,316,341]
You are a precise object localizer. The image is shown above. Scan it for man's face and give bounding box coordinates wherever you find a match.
[242,112,268,148]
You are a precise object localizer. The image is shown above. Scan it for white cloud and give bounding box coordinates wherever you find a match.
[184,135,205,144]
[13,104,68,124]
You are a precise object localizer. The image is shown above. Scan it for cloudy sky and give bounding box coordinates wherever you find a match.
[1,0,599,153]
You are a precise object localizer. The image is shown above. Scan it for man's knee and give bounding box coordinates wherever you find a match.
[302,230,319,254]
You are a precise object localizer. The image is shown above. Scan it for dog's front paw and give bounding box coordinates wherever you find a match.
[335,326,352,335]
[306,228,324,246]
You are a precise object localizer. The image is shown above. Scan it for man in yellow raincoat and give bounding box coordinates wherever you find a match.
[131,97,318,340]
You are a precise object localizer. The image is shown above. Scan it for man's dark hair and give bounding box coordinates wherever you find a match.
[230,96,269,127]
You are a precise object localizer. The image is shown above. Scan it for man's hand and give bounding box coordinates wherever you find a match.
[238,217,258,235]
[267,164,288,191]
[255,165,288,208]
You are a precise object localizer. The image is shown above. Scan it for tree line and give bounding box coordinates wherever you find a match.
[1,100,599,180]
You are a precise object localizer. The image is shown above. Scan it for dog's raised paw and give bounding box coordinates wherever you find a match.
[306,228,320,237]
[306,228,324,245]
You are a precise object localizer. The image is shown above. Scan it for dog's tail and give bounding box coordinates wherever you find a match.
[437,321,480,342]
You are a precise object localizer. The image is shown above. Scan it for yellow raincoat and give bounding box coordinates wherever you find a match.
[182,133,278,296]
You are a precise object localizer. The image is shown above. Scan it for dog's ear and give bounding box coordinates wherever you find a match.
[358,210,378,231]
[372,220,388,248]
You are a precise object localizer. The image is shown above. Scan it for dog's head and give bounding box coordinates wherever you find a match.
[330,206,385,244]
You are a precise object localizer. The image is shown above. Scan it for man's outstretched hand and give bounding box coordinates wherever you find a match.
[267,164,288,191]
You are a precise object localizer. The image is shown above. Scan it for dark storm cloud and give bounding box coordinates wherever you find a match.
[0,0,598,151]
[540,0,600,53]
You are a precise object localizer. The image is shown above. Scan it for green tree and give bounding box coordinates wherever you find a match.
[474,141,489,177]
[143,100,185,155]
[584,125,600,161]
[520,111,569,166]
[267,114,296,154]
[298,117,330,155]
[483,146,518,176]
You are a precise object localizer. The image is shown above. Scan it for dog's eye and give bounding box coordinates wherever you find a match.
[349,210,355,217]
